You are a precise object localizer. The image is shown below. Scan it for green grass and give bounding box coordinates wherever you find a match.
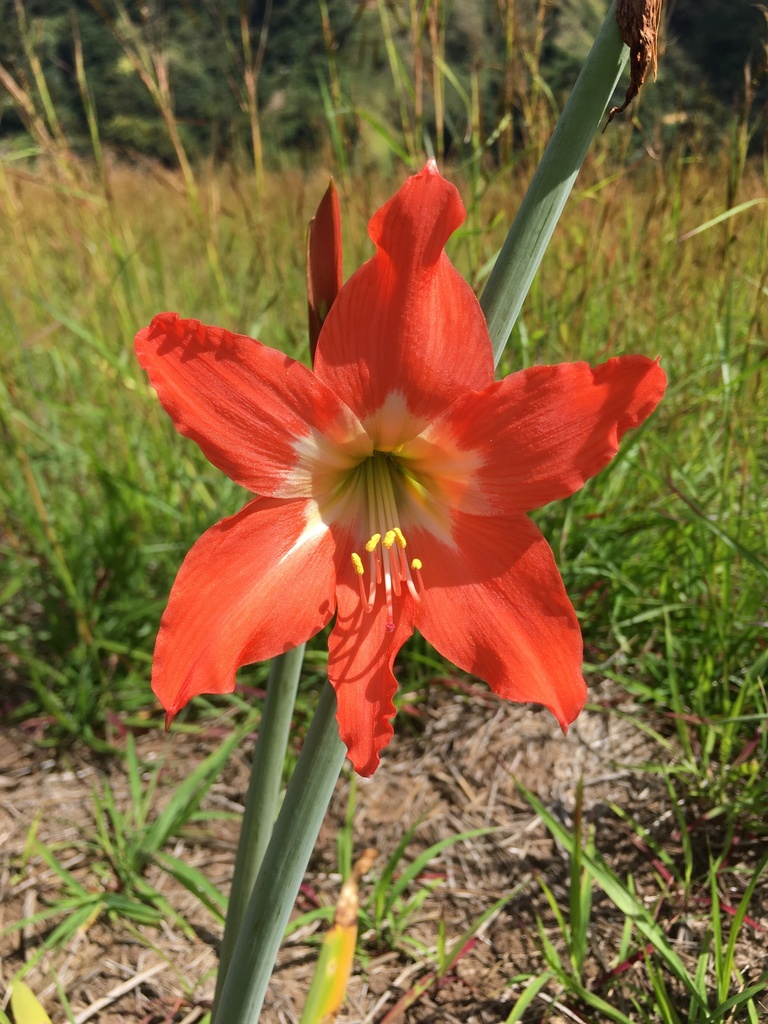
[516,781,768,1024]
[1,103,767,1024]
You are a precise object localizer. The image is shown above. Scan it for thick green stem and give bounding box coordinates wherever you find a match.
[481,0,628,365]
[212,644,306,1011]
[211,680,346,1024]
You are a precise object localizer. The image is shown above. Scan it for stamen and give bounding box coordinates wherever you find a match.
[370,547,382,587]
[351,551,370,609]
[395,539,410,579]
[381,528,399,598]
[386,537,402,598]
[353,453,426,622]
[408,557,424,601]
[385,590,395,631]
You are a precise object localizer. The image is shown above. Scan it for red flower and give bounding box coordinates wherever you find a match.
[135,162,666,776]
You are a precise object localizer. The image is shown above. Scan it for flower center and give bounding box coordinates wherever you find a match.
[350,451,424,631]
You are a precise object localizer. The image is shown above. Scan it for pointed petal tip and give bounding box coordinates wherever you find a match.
[352,750,382,778]
[517,673,588,738]
[164,707,176,733]
[549,668,588,734]
[367,162,465,265]
[553,688,588,735]
[336,705,393,778]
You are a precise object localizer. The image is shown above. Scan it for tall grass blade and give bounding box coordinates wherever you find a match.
[517,780,701,1001]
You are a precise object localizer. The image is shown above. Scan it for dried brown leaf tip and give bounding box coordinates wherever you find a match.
[605,0,663,127]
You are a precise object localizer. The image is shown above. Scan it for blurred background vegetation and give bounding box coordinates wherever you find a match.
[1,0,766,170]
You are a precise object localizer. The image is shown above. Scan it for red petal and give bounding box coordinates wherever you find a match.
[153,497,338,720]
[413,512,586,729]
[411,356,666,514]
[328,555,416,776]
[135,313,369,497]
[307,179,343,363]
[314,162,494,429]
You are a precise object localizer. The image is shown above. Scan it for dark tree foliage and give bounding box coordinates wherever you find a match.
[667,0,768,107]
[0,0,765,162]
[0,0,242,159]
[250,0,356,151]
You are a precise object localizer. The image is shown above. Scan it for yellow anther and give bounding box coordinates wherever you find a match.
[365,533,381,552]
[351,552,365,575]
[393,527,407,548]
[383,530,396,549]
[411,558,422,571]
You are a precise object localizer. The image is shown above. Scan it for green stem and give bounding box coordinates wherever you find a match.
[211,680,346,1024]
[480,0,628,365]
[212,644,306,1012]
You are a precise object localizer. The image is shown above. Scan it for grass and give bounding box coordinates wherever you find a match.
[1,18,767,1018]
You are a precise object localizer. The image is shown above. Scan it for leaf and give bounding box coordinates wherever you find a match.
[154,851,227,922]
[8,980,52,1024]
[300,848,377,1024]
[516,780,700,1000]
[677,198,767,243]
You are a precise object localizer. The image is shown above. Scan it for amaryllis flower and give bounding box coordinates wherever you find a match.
[135,161,666,776]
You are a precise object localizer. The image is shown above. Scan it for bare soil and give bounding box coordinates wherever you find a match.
[2,685,767,1023]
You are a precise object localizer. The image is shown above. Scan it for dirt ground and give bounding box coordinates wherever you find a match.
[2,684,767,1023]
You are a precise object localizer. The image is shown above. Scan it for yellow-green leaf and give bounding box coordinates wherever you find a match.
[300,848,377,1024]
[8,980,53,1024]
